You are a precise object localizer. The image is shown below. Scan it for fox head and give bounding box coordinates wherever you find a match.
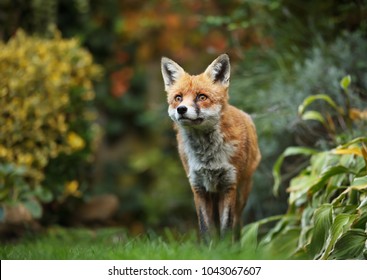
[161,54,230,129]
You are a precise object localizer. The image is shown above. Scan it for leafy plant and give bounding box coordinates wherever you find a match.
[232,32,367,222]
[241,74,367,259]
[0,29,101,219]
[298,75,366,146]
[241,137,367,259]
[242,76,367,259]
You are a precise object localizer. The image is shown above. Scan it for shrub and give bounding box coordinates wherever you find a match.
[0,29,101,219]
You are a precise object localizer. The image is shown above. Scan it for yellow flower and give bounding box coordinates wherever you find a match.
[67,132,85,151]
[64,180,82,197]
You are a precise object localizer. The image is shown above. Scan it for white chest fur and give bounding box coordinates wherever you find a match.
[180,126,237,192]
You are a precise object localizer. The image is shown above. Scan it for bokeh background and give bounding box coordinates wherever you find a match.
[0,0,366,238]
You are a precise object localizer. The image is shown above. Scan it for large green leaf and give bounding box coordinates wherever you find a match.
[330,229,367,259]
[307,204,333,258]
[273,147,318,196]
[320,213,358,259]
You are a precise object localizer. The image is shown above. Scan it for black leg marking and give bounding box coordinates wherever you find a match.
[198,207,208,234]
[225,206,232,230]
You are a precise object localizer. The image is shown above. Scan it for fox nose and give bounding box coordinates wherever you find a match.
[177,106,188,115]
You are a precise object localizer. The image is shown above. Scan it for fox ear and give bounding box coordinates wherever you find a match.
[204,54,230,87]
[161,57,185,91]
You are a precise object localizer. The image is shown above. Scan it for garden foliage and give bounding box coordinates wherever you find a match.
[241,78,367,259]
[231,31,367,220]
[0,30,101,218]
[0,0,366,234]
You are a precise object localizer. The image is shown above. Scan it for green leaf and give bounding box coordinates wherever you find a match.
[261,227,301,259]
[357,197,367,210]
[320,165,352,178]
[273,147,318,196]
[350,175,367,189]
[340,75,351,91]
[330,229,367,259]
[260,215,297,245]
[298,207,315,249]
[309,165,353,195]
[352,211,367,229]
[309,151,330,175]
[298,94,343,115]
[241,222,259,252]
[301,110,326,125]
[307,204,333,258]
[320,213,358,259]
[23,200,42,219]
[333,176,367,205]
[288,175,318,206]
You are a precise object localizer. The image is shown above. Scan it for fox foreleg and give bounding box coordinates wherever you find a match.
[192,187,216,241]
[219,185,237,239]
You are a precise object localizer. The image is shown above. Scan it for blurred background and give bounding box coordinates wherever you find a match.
[0,0,366,238]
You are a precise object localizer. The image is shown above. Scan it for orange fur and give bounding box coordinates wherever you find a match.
[161,54,261,240]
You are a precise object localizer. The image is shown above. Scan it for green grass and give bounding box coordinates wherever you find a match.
[0,227,280,260]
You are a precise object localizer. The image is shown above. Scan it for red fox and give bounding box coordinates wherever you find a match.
[161,54,261,240]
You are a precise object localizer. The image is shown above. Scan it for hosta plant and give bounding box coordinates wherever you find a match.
[242,137,367,259]
[241,76,367,259]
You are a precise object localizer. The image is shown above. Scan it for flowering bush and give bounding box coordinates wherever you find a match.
[0,30,101,219]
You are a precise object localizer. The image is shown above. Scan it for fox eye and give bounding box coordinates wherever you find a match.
[197,94,207,101]
[174,95,182,102]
